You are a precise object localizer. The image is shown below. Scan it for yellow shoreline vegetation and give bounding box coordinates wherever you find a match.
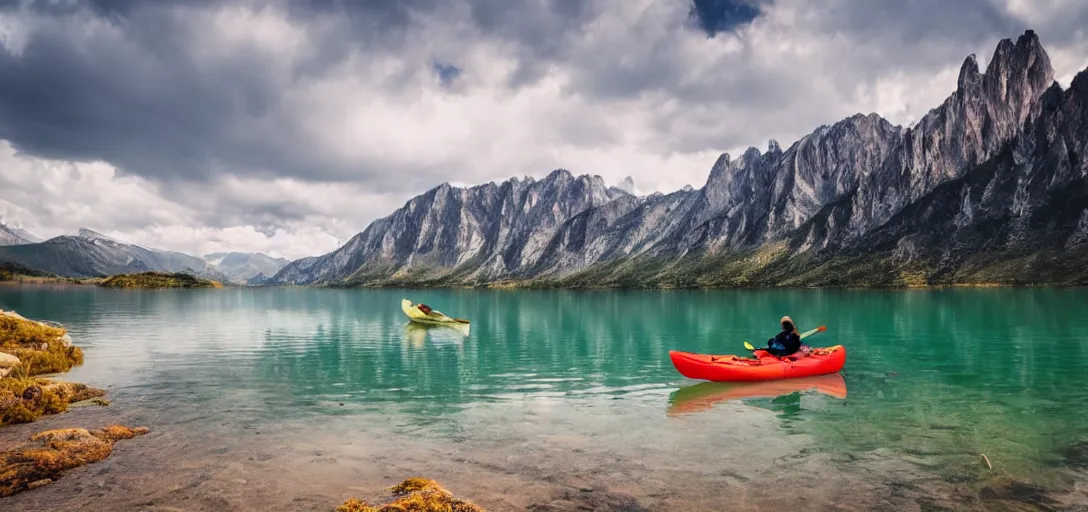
[0,310,105,426]
[336,477,485,512]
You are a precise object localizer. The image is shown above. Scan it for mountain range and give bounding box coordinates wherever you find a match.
[204,252,290,284]
[267,30,1088,288]
[0,226,289,284]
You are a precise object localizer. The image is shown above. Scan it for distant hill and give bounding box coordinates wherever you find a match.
[0,228,229,281]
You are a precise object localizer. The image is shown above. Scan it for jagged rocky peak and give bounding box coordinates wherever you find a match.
[843,29,1060,238]
[981,29,1054,112]
[699,143,779,222]
[958,53,981,91]
[617,176,636,194]
[545,168,573,182]
[1072,66,1088,96]
[709,152,731,178]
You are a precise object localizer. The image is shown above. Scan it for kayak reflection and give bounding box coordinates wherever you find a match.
[666,373,847,417]
[401,321,470,348]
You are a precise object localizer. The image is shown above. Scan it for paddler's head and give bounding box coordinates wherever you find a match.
[780,316,796,333]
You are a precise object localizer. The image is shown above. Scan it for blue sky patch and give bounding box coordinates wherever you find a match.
[433,61,462,88]
[688,0,762,37]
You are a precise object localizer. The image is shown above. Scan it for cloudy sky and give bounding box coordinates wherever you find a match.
[0,0,1085,260]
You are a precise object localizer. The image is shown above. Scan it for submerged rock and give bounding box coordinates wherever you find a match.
[0,425,149,497]
[527,487,649,512]
[977,476,1059,510]
[335,477,485,512]
[1062,439,1088,469]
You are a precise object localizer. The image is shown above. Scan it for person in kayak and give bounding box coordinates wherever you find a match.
[764,316,810,358]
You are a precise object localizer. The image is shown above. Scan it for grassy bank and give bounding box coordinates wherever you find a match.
[98,271,222,289]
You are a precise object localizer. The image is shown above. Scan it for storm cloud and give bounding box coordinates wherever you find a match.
[0,0,1086,259]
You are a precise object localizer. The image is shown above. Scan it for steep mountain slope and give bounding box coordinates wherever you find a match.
[776,61,1088,286]
[0,222,37,246]
[11,227,41,244]
[269,30,1088,288]
[0,229,229,281]
[204,252,290,283]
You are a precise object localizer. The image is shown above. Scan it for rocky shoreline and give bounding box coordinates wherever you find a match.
[0,308,150,498]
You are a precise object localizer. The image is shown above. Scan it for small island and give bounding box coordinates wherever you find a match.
[97,271,222,289]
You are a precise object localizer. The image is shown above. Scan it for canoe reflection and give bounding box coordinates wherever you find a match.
[667,373,847,417]
[402,321,470,347]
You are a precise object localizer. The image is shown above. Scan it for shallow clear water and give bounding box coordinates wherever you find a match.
[2,285,1087,511]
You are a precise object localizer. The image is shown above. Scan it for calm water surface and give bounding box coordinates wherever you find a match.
[2,285,1087,511]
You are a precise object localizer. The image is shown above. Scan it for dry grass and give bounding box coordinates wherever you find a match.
[0,425,149,497]
[336,478,485,512]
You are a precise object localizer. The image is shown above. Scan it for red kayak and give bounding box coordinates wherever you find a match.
[669,345,846,382]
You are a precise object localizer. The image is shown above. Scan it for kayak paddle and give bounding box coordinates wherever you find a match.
[743,325,827,351]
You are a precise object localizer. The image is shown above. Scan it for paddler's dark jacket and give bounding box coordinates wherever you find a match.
[765,330,802,357]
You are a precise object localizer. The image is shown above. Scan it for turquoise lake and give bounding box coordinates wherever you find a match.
[1,285,1087,511]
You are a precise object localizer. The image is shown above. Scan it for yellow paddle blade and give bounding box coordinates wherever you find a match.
[800,325,828,339]
[743,341,755,350]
